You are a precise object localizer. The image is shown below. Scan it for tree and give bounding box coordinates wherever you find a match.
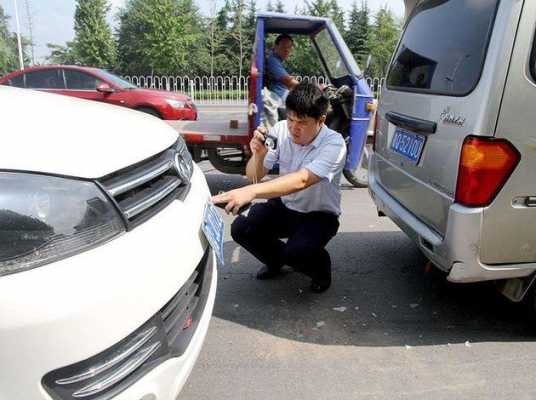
[46,42,77,64]
[369,6,400,77]
[345,0,371,70]
[329,0,345,33]
[266,0,274,12]
[275,0,285,13]
[0,6,16,74]
[208,0,235,75]
[23,0,35,65]
[245,0,257,40]
[0,5,30,75]
[228,0,250,78]
[117,0,204,75]
[72,0,116,68]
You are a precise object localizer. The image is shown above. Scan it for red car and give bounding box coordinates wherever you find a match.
[0,65,197,120]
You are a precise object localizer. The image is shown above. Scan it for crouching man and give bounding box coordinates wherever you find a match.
[212,82,346,293]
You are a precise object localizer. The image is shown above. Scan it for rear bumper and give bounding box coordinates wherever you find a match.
[369,152,536,283]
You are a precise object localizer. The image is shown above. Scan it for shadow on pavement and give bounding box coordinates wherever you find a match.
[201,167,535,346]
[204,172,249,195]
[214,231,535,348]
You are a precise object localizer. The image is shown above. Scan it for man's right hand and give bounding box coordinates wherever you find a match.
[250,126,269,158]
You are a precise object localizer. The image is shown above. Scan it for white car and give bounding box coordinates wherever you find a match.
[0,86,218,399]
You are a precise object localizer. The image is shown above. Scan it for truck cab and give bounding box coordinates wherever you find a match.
[178,12,374,187]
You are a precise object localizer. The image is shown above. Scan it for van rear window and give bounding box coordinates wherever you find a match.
[387,0,500,96]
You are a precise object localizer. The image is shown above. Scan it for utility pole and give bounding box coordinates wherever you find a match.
[23,0,34,65]
[210,0,217,77]
[12,0,24,70]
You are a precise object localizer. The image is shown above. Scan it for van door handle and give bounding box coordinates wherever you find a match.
[385,111,437,135]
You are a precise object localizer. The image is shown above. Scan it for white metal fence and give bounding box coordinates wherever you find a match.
[122,75,385,105]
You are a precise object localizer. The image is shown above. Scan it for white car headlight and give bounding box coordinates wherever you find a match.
[165,99,185,109]
[0,172,124,277]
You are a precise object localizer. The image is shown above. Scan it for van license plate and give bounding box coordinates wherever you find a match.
[391,128,425,163]
[202,202,225,267]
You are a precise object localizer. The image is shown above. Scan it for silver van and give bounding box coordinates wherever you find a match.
[369,0,536,307]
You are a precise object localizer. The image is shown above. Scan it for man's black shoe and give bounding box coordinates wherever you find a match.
[256,265,281,280]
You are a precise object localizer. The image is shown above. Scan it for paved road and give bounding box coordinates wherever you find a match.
[179,162,536,400]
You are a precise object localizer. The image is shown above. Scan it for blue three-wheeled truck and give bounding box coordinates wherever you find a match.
[178,13,376,187]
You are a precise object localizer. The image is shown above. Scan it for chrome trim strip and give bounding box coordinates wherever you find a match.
[72,342,162,398]
[123,177,181,219]
[107,158,173,197]
[55,326,158,385]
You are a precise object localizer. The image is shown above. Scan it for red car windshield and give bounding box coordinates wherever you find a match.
[96,69,138,89]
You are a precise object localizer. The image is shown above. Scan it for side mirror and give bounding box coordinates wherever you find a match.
[96,83,115,94]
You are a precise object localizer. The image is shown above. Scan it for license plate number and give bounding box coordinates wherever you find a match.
[202,202,225,266]
[391,128,425,162]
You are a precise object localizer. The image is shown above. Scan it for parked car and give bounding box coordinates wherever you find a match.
[369,0,536,311]
[0,85,218,399]
[0,65,198,120]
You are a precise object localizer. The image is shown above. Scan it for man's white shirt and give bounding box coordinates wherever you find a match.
[263,121,347,216]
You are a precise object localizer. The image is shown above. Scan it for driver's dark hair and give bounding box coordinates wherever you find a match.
[275,34,293,46]
[285,82,329,120]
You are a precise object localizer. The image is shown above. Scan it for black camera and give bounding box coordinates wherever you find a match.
[260,132,278,150]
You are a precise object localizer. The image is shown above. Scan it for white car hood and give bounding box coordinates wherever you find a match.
[0,86,178,178]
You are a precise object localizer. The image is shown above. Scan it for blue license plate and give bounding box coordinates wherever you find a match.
[390,128,426,162]
[202,202,225,267]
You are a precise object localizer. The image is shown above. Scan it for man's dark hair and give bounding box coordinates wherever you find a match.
[285,82,329,120]
[275,34,294,46]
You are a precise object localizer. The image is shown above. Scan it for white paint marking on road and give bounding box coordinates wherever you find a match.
[333,307,347,313]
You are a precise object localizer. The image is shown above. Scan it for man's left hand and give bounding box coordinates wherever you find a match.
[211,187,256,215]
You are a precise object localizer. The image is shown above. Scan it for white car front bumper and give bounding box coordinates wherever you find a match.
[0,165,217,400]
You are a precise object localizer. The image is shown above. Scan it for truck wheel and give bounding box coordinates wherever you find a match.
[207,148,247,175]
[343,144,371,188]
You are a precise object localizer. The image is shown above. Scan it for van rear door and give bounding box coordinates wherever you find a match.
[479,1,536,264]
[374,0,515,237]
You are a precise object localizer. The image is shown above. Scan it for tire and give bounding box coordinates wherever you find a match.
[207,148,247,175]
[521,280,536,327]
[137,107,162,119]
[343,144,372,188]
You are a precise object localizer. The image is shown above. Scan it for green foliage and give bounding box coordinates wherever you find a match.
[0,5,30,76]
[345,1,371,70]
[368,6,401,77]
[46,42,77,64]
[274,0,285,13]
[228,0,249,78]
[0,6,17,75]
[72,0,116,68]
[117,0,205,75]
[41,0,400,78]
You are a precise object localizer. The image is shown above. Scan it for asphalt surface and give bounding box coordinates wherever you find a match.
[177,160,536,400]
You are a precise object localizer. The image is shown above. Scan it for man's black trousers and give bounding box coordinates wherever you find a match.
[231,198,340,280]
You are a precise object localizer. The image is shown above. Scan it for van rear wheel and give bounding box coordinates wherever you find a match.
[343,144,371,188]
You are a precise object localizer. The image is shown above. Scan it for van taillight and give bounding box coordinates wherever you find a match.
[455,136,520,207]
[372,111,379,151]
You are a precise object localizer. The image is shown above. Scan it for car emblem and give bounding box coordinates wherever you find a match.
[440,107,466,127]
[175,153,191,183]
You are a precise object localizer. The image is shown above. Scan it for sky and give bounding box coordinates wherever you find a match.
[1,0,404,63]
